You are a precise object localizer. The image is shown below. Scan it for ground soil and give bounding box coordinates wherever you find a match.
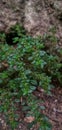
[0,87,62,130]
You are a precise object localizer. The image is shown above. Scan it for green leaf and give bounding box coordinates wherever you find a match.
[40,106,45,110]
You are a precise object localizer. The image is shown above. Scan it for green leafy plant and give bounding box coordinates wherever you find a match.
[0,25,62,129]
[0,32,6,44]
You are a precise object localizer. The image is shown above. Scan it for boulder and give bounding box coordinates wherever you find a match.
[0,0,62,47]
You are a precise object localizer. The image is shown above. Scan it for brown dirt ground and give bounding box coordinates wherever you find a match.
[0,87,62,130]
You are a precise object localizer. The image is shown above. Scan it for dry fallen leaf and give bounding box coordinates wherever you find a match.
[24,116,35,123]
[37,87,44,92]
[2,62,8,68]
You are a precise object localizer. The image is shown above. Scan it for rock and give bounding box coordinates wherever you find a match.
[53,1,62,20]
[0,0,62,47]
[53,1,62,12]
[0,0,24,32]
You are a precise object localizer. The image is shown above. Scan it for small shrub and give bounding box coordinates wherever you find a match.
[0,25,62,129]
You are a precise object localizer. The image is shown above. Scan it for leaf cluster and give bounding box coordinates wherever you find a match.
[0,25,62,129]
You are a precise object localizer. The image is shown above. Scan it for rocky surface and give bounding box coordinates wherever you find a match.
[0,0,62,47]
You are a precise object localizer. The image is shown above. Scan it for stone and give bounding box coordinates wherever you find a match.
[0,0,62,47]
